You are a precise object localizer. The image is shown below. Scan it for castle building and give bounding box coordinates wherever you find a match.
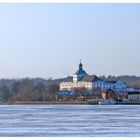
[59,62,127,96]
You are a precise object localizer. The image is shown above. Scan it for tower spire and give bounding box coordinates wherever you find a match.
[79,59,83,70]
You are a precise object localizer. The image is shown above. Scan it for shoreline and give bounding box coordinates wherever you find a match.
[0,101,89,105]
[1,101,140,105]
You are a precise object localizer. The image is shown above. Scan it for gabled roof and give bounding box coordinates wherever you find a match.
[63,76,73,82]
[80,75,100,82]
[62,75,100,83]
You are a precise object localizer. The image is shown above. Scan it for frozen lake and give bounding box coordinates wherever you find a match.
[0,104,140,137]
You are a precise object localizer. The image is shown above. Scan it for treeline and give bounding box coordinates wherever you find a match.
[0,75,140,102]
[0,78,59,102]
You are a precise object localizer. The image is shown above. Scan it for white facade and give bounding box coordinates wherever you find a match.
[60,81,92,91]
[73,74,78,83]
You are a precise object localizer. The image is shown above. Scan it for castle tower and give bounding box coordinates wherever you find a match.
[79,60,83,70]
[73,60,88,83]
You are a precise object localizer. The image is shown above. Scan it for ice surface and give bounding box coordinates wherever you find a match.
[0,105,140,136]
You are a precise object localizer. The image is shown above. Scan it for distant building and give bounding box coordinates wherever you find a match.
[127,88,140,102]
[59,62,127,96]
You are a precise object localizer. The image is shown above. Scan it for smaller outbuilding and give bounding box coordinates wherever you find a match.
[101,89,116,100]
[127,88,140,102]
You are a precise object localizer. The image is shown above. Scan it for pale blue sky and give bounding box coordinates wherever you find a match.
[0,3,140,79]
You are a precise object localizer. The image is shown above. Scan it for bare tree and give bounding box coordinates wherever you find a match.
[47,84,59,101]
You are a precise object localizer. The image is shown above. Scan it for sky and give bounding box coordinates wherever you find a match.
[0,3,140,79]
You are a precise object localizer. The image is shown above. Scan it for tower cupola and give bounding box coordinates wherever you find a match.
[79,63,83,70]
